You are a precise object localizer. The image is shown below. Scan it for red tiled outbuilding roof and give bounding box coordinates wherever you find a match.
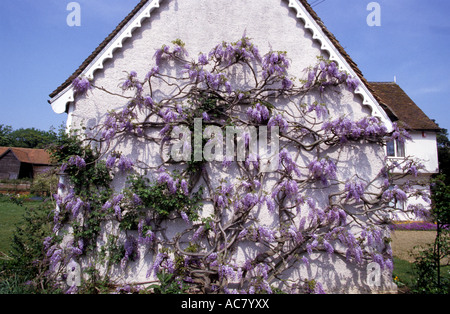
[0,147,51,165]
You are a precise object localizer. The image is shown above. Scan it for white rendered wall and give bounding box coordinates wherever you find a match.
[61,0,396,293]
[407,131,439,174]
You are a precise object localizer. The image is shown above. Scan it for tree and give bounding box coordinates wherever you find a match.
[0,124,13,146]
[45,37,429,294]
[8,127,58,149]
[435,125,450,184]
[412,174,449,293]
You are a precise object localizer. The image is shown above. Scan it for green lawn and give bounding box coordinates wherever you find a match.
[393,256,450,293]
[392,257,416,292]
[0,198,39,255]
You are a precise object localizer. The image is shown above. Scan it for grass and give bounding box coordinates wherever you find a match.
[393,256,450,293]
[0,196,42,255]
[392,257,416,293]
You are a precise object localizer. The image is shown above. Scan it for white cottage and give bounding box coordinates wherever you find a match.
[369,82,440,221]
[47,0,435,294]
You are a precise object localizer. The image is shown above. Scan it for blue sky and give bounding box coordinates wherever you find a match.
[0,0,449,132]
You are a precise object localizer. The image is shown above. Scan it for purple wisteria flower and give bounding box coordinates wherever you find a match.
[307,103,328,120]
[72,77,91,95]
[160,108,179,123]
[102,193,124,220]
[202,111,210,121]
[192,226,204,241]
[323,240,334,255]
[106,156,117,168]
[314,282,326,294]
[198,53,209,65]
[219,264,237,281]
[382,185,407,203]
[265,196,276,214]
[240,192,259,210]
[70,197,84,218]
[117,156,134,172]
[205,72,231,93]
[278,148,302,177]
[322,116,388,143]
[345,180,366,203]
[257,225,276,243]
[121,236,138,270]
[132,193,143,206]
[287,225,303,243]
[214,182,234,208]
[68,239,84,256]
[180,179,189,196]
[183,63,207,82]
[147,252,168,278]
[345,76,359,91]
[222,155,234,168]
[145,66,159,80]
[407,204,431,220]
[153,41,188,66]
[267,114,289,133]
[157,170,181,195]
[101,107,139,142]
[114,205,122,220]
[138,219,155,245]
[388,122,412,143]
[304,60,358,94]
[308,158,337,186]
[262,51,290,79]
[68,155,86,168]
[121,71,139,90]
[301,256,309,266]
[180,211,190,224]
[209,37,261,65]
[281,77,294,90]
[247,103,270,123]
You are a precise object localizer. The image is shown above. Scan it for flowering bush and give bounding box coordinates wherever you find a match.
[392,221,447,231]
[45,37,430,294]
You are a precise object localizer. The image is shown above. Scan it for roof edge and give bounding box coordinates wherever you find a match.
[290,0,392,130]
[49,0,161,113]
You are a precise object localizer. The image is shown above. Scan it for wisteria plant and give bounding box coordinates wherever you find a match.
[46,37,430,294]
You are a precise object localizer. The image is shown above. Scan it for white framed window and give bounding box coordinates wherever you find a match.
[386,139,405,158]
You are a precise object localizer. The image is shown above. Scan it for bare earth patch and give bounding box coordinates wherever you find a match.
[391,230,437,263]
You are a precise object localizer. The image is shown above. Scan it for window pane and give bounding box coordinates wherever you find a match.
[387,141,395,156]
[396,140,405,157]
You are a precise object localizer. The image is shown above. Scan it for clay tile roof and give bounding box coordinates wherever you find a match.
[368,82,440,131]
[0,147,51,165]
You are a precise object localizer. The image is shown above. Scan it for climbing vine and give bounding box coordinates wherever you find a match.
[46,36,430,294]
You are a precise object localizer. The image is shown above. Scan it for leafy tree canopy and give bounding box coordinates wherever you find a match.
[0,124,58,149]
